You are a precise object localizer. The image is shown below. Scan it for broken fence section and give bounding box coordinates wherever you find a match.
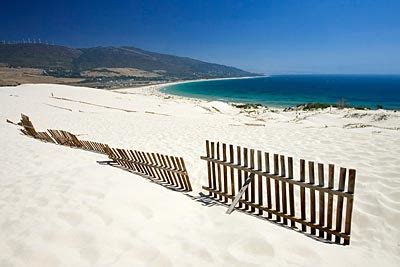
[47,129,110,154]
[18,114,109,154]
[20,114,55,143]
[201,140,356,245]
[15,114,191,192]
[105,147,192,192]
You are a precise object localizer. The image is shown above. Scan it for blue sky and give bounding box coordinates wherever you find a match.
[1,0,399,74]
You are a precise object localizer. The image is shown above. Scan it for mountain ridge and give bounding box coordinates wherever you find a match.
[0,44,257,80]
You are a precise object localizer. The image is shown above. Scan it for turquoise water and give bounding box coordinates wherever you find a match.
[163,75,400,109]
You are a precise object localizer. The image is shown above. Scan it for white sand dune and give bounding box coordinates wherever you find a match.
[0,83,399,266]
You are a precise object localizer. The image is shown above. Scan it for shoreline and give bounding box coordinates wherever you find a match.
[116,77,399,112]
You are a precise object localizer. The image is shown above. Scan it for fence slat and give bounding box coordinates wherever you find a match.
[280,155,288,225]
[82,140,88,150]
[137,151,150,176]
[274,154,281,222]
[151,152,164,182]
[344,169,356,245]
[121,149,134,170]
[222,143,228,203]
[169,156,182,189]
[176,156,187,190]
[161,154,176,187]
[163,155,175,186]
[144,152,157,179]
[130,150,144,173]
[139,151,150,174]
[179,157,192,191]
[211,142,217,198]
[243,147,249,210]
[257,150,263,215]
[300,159,306,231]
[318,163,325,238]
[116,149,128,169]
[206,140,212,195]
[309,161,316,235]
[229,145,235,199]
[92,141,99,151]
[136,150,147,172]
[138,151,151,176]
[250,149,256,212]
[335,167,347,244]
[131,150,143,173]
[92,142,97,151]
[326,164,335,240]
[113,149,124,167]
[164,155,176,185]
[88,141,94,150]
[265,152,272,219]
[216,142,223,201]
[288,157,295,227]
[172,156,183,188]
[237,146,243,208]
[146,152,158,179]
[122,149,133,170]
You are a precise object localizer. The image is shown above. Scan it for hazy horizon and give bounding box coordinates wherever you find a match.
[1,0,400,75]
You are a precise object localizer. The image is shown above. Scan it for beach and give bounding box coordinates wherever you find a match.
[162,75,400,110]
[0,83,399,266]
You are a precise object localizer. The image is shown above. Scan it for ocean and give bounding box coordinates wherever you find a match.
[162,75,400,110]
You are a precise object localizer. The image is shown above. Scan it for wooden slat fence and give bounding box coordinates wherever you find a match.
[16,114,191,192]
[79,140,110,154]
[35,131,56,143]
[20,114,55,143]
[105,147,192,192]
[201,140,356,245]
[20,114,37,136]
[18,114,109,154]
[47,129,109,154]
[48,129,78,147]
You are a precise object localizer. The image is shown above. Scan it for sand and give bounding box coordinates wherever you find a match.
[0,83,399,266]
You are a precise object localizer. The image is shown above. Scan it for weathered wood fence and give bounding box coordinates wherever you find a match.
[201,140,356,245]
[19,114,109,154]
[16,114,192,192]
[105,147,192,192]
[20,114,55,143]
[16,115,359,244]
[79,140,110,154]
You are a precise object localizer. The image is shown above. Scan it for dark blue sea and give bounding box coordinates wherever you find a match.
[163,75,400,110]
